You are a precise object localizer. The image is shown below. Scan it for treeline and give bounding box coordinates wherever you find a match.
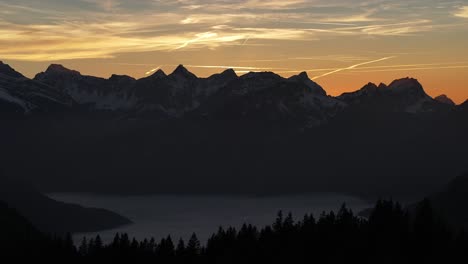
[2,199,468,263]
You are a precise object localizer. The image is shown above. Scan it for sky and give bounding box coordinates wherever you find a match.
[1,0,468,103]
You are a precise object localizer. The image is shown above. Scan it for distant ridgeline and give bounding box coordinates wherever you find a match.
[1,198,468,263]
[1,61,468,197]
[0,176,131,234]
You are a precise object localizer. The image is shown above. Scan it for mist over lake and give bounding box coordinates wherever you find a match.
[48,193,371,244]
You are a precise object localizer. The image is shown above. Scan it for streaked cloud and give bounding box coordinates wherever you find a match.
[0,0,466,61]
[454,6,468,18]
[1,0,468,103]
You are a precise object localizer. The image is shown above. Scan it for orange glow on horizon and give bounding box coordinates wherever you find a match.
[1,0,467,103]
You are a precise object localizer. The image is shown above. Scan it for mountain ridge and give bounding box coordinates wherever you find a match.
[1,61,467,198]
[0,62,461,123]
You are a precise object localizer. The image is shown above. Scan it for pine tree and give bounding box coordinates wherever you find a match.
[78,237,88,256]
[187,233,201,256]
[176,238,186,256]
[273,211,283,232]
[95,235,103,250]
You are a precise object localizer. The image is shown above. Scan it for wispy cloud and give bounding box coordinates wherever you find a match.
[454,6,468,18]
[0,0,466,62]
[82,0,120,11]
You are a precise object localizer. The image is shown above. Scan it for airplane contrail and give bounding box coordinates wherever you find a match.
[242,35,252,46]
[350,65,468,73]
[145,65,162,75]
[312,56,396,80]
[184,64,287,70]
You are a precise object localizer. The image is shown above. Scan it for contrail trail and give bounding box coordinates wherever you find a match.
[145,65,162,75]
[312,56,395,80]
[350,65,468,73]
[242,35,251,46]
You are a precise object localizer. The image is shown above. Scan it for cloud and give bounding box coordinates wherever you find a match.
[454,6,468,18]
[82,0,120,11]
[0,0,466,61]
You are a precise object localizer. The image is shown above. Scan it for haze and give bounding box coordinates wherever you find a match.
[1,0,468,103]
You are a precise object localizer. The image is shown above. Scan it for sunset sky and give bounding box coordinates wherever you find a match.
[1,0,468,103]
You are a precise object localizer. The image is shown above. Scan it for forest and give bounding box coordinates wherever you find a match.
[1,199,468,263]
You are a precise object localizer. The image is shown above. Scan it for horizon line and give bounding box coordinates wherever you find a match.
[1,61,466,105]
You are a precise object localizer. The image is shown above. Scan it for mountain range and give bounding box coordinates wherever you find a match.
[4,61,463,123]
[1,61,467,198]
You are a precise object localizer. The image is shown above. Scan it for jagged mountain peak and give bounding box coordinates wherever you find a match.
[298,71,309,79]
[206,68,238,81]
[388,77,423,92]
[43,64,81,77]
[378,83,388,89]
[386,77,432,102]
[337,82,380,100]
[151,69,167,78]
[0,61,25,79]
[337,77,436,113]
[220,68,237,77]
[362,82,378,90]
[109,74,136,82]
[241,71,282,80]
[434,94,455,106]
[288,72,326,96]
[170,64,197,79]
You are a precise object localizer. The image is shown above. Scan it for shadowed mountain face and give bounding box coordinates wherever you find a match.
[0,62,73,118]
[1,62,467,198]
[337,78,444,113]
[428,173,468,229]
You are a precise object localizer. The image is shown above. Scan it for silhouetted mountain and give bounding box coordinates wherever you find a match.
[34,64,136,111]
[0,200,41,242]
[1,63,467,198]
[28,64,343,124]
[460,100,468,112]
[0,61,25,79]
[0,176,131,234]
[434,94,456,106]
[0,62,73,117]
[191,71,343,128]
[338,77,443,113]
[6,64,457,124]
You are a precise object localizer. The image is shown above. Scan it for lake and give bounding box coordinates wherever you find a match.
[48,193,371,244]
